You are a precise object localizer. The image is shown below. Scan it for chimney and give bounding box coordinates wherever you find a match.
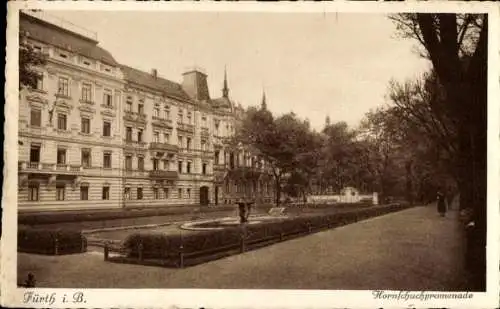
[151,68,158,79]
[181,67,210,101]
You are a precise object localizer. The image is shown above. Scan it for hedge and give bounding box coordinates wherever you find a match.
[18,227,87,255]
[120,202,410,263]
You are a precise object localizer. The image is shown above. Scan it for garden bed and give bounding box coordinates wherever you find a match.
[105,202,411,268]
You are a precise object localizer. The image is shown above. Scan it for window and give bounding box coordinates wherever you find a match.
[164,106,170,119]
[138,157,144,171]
[125,155,132,170]
[81,117,90,134]
[215,121,220,135]
[30,145,40,163]
[103,121,111,137]
[178,161,183,173]
[103,90,112,107]
[163,188,169,199]
[56,184,65,201]
[30,109,41,127]
[186,138,191,150]
[163,133,169,143]
[36,73,43,91]
[58,77,69,96]
[103,152,112,169]
[57,148,66,164]
[137,129,143,143]
[81,82,92,102]
[28,184,39,201]
[138,103,144,115]
[178,110,183,123]
[154,104,160,117]
[57,113,67,130]
[202,163,207,175]
[201,141,206,151]
[102,186,110,200]
[126,127,132,141]
[187,162,191,174]
[187,188,191,198]
[202,116,207,128]
[124,187,131,200]
[153,188,160,199]
[163,160,169,170]
[152,158,159,171]
[153,131,159,143]
[177,136,183,148]
[126,97,132,112]
[137,188,143,200]
[81,149,91,168]
[178,188,182,199]
[187,112,192,124]
[214,150,220,165]
[80,185,89,200]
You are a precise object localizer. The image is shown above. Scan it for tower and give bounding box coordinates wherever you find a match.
[261,90,267,110]
[222,67,229,98]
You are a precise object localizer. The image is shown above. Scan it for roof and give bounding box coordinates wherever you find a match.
[211,97,234,111]
[20,12,118,67]
[120,65,192,101]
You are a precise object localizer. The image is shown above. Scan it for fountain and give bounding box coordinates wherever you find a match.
[180,198,286,231]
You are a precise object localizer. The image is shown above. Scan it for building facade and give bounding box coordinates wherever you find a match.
[18,12,274,212]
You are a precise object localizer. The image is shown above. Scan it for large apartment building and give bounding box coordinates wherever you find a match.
[18,12,275,212]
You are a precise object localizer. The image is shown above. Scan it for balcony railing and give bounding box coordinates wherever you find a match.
[149,170,179,179]
[19,161,82,174]
[152,117,174,129]
[201,127,209,137]
[124,111,147,124]
[149,142,178,153]
[177,122,195,133]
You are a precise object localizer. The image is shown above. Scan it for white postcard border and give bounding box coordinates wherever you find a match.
[2,1,500,308]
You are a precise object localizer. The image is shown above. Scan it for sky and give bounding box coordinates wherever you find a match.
[44,10,430,130]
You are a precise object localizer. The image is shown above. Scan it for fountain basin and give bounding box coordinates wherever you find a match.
[180,215,287,231]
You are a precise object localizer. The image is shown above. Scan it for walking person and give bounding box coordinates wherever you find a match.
[437,189,446,217]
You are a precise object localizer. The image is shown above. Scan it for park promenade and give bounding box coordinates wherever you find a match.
[18,204,468,290]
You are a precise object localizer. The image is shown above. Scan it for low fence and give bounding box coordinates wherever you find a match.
[104,202,411,268]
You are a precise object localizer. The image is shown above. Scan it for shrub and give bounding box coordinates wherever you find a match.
[120,202,411,262]
[18,227,87,255]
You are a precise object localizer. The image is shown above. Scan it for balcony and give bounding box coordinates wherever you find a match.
[149,170,179,180]
[152,116,173,129]
[124,139,147,149]
[18,161,82,175]
[214,164,227,172]
[123,111,147,124]
[149,142,178,153]
[200,127,209,138]
[177,122,195,134]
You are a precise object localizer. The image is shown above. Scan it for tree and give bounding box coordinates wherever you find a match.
[233,107,317,206]
[390,13,487,290]
[19,30,47,91]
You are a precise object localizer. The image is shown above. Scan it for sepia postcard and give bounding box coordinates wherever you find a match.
[2,1,500,308]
